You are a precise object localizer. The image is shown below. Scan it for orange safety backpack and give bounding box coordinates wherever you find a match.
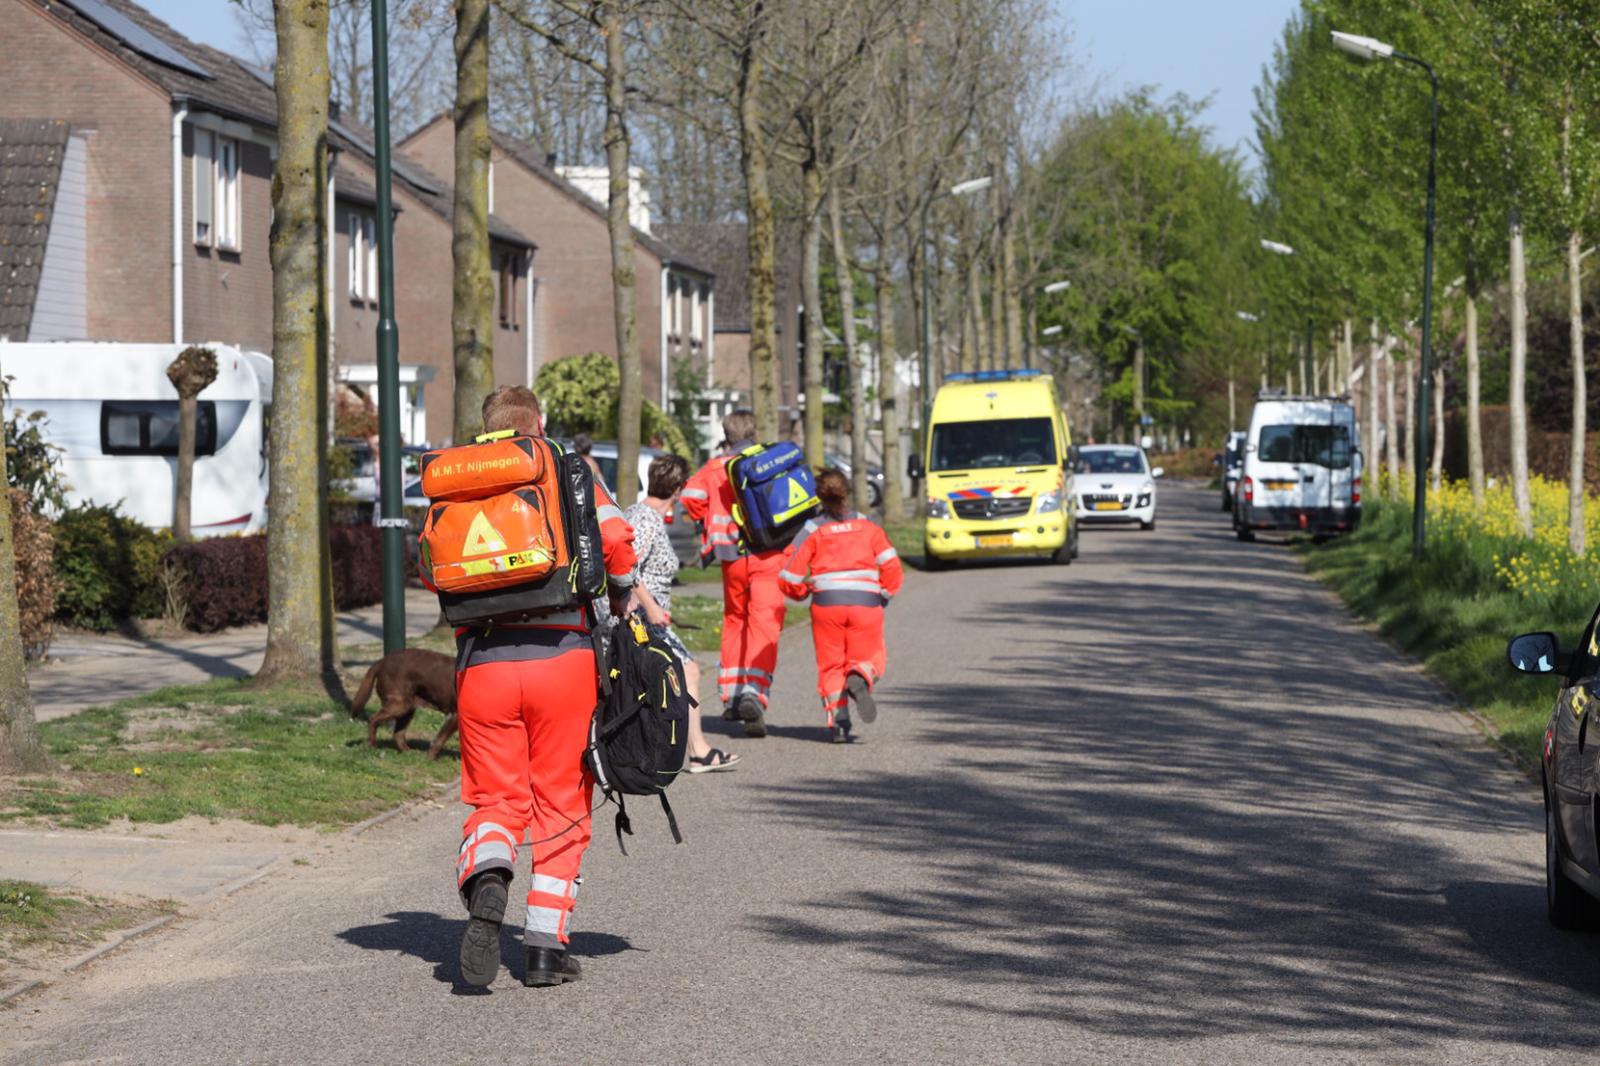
[417,433,607,626]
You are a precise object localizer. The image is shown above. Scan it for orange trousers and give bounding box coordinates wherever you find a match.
[455,648,596,950]
[810,603,886,722]
[718,551,787,709]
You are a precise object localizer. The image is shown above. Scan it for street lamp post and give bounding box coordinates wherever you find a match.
[370,0,406,653]
[1332,29,1439,561]
[1259,238,1312,394]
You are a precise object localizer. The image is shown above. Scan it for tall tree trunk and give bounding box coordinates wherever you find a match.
[958,250,975,372]
[451,0,494,444]
[1341,319,1353,394]
[738,45,779,441]
[1001,206,1024,371]
[1569,227,1587,554]
[800,152,825,469]
[602,1,641,503]
[1403,354,1416,488]
[966,253,987,371]
[1384,337,1399,501]
[1510,210,1532,535]
[1431,366,1445,492]
[875,269,903,520]
[0,453,48,772]
[1366,320,1380,496]
[260,0,336,684]
[987,245,1003,369]
[1466,290,1485,504]
[828,184,868,512]
[1132,340,1145,438]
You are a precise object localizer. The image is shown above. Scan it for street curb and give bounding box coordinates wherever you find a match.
[62,914,178,974]
[344,776,461,837]
[0,979,43,1007]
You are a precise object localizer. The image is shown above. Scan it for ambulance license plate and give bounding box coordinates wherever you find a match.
[976,534,1013,548]
[1093,501,1123,511]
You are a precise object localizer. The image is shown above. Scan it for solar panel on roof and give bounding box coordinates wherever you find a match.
[63,0,214,80]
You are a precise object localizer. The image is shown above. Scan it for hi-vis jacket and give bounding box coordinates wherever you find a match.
[681,444,753,564]
[778,513,903,607]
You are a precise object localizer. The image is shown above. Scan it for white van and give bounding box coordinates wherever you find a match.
[1233,393,1361,541]
[1,342,273,536]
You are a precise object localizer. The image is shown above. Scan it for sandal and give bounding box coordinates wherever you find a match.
[687,748,740,773]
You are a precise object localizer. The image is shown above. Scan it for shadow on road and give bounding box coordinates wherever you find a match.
[336,912,639,992]
[744,485,1600,1054]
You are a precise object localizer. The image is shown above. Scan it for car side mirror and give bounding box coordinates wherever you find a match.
[1508,631,1565,675]
[908,453,925,481]
[1065,444,1080,468]
[1150,466,1165,479]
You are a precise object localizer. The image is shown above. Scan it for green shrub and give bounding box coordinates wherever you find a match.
[52,506,173,631]
[535,353,693,457]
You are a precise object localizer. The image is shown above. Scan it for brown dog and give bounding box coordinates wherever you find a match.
[350,648,459,759]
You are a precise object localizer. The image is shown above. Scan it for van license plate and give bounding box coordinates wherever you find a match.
[976,534,1012,548]
[1264,480,1297,491]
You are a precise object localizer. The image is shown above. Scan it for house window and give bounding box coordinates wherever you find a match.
[690,282,704,344]
[347,211,377,301]
[194,129,242,251]
[497,253,518,328]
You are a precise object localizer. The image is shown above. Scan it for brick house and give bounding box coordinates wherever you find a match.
[653,221,808,444]
[400,115,716,415]
[0,0,535,446]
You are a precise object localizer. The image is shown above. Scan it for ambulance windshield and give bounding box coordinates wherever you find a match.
[931,418,1056,471]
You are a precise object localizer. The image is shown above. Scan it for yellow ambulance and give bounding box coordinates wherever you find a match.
[911,369,1077,569]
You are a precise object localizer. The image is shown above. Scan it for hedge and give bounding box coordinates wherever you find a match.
[164,525,383,633]
[52,504,173,631]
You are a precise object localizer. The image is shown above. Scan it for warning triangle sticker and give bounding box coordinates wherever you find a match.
[787,478,813,508]
[463,511,508,556]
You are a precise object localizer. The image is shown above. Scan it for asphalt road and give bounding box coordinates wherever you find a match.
[7,483,1600,1064]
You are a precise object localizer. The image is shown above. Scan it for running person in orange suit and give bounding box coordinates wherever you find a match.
[680,409,785,737]
[452,386,636,990]
[778,468,903,743]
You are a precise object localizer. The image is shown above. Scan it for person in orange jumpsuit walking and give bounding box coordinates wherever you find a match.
[451,386,636,990]
[681,409,786,737]
[779,468,903,743]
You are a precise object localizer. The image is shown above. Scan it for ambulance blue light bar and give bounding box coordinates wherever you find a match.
[944,369,1044,383]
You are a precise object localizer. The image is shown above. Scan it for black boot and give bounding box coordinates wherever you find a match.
[737,693,767,738]
[524,945,584,987]
[846,673,877,723]
[830,712,854,744]
[459,871,509,987]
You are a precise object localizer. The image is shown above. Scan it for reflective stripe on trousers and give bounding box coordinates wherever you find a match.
[456,821,519,889]
[525,872,581,950]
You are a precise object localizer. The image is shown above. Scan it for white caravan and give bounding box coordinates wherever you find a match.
[1233,392,1361,541]
[1,342,272,535]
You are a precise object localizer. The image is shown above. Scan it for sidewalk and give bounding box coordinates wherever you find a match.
[27,587,442,722]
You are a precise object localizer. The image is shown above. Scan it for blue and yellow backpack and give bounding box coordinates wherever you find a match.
[727,441,820,552]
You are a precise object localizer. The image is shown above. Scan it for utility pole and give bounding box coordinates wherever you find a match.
[371,0,406,653]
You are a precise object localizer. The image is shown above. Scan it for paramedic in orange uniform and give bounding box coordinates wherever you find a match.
[778,468,903,743]
[451,386,636,989]
[680,409,786,737]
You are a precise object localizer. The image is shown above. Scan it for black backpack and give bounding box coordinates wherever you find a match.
[584,615,690,853]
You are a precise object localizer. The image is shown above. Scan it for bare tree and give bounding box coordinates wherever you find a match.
[451,0,495,443]
[259,0,338,684]
[166,345,218,543]
[494,0,648,500]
